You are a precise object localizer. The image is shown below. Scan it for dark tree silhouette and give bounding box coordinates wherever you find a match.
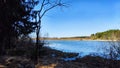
[0,0,38,55]
[34,0,66,62]
[36,0,66,46]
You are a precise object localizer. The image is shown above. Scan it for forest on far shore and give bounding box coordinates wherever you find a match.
[91,29,120,40]
[41,29,120,40]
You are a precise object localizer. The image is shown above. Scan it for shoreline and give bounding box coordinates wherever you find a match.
[1,45,120,68]
[45,39,117,41]
[32,37,118,41]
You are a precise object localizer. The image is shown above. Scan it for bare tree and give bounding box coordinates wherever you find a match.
[36,0,66,46]
[34,0,66,62]
[103,32,120,60]
[98,32,120,67]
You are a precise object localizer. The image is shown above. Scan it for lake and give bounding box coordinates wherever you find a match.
[45,40,112,57]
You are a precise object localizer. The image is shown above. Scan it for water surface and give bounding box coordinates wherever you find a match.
[45,40,110,56]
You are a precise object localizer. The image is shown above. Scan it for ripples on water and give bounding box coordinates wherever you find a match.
[45,40,112,57]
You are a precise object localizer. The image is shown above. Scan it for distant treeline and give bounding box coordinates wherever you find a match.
[91,29,120,40]
[36,29,120,40]
[40,36,91,40]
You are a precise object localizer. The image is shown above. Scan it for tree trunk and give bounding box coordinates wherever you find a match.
[36,20,41,63]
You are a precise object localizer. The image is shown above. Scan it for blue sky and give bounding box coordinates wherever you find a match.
[32,0,120,37]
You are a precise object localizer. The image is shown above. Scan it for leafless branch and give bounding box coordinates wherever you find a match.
[40,4,58,18]
[38,0,67,19]
[39,0,46,14]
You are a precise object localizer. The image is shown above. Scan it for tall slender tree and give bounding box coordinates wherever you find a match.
[34,0,66,62]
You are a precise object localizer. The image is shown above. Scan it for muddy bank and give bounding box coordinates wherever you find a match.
[0,47,120,68]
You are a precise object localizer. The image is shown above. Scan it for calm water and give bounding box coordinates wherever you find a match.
[45,40,111,57]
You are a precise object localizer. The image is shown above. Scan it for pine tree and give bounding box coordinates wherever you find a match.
[0,0,38,55]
